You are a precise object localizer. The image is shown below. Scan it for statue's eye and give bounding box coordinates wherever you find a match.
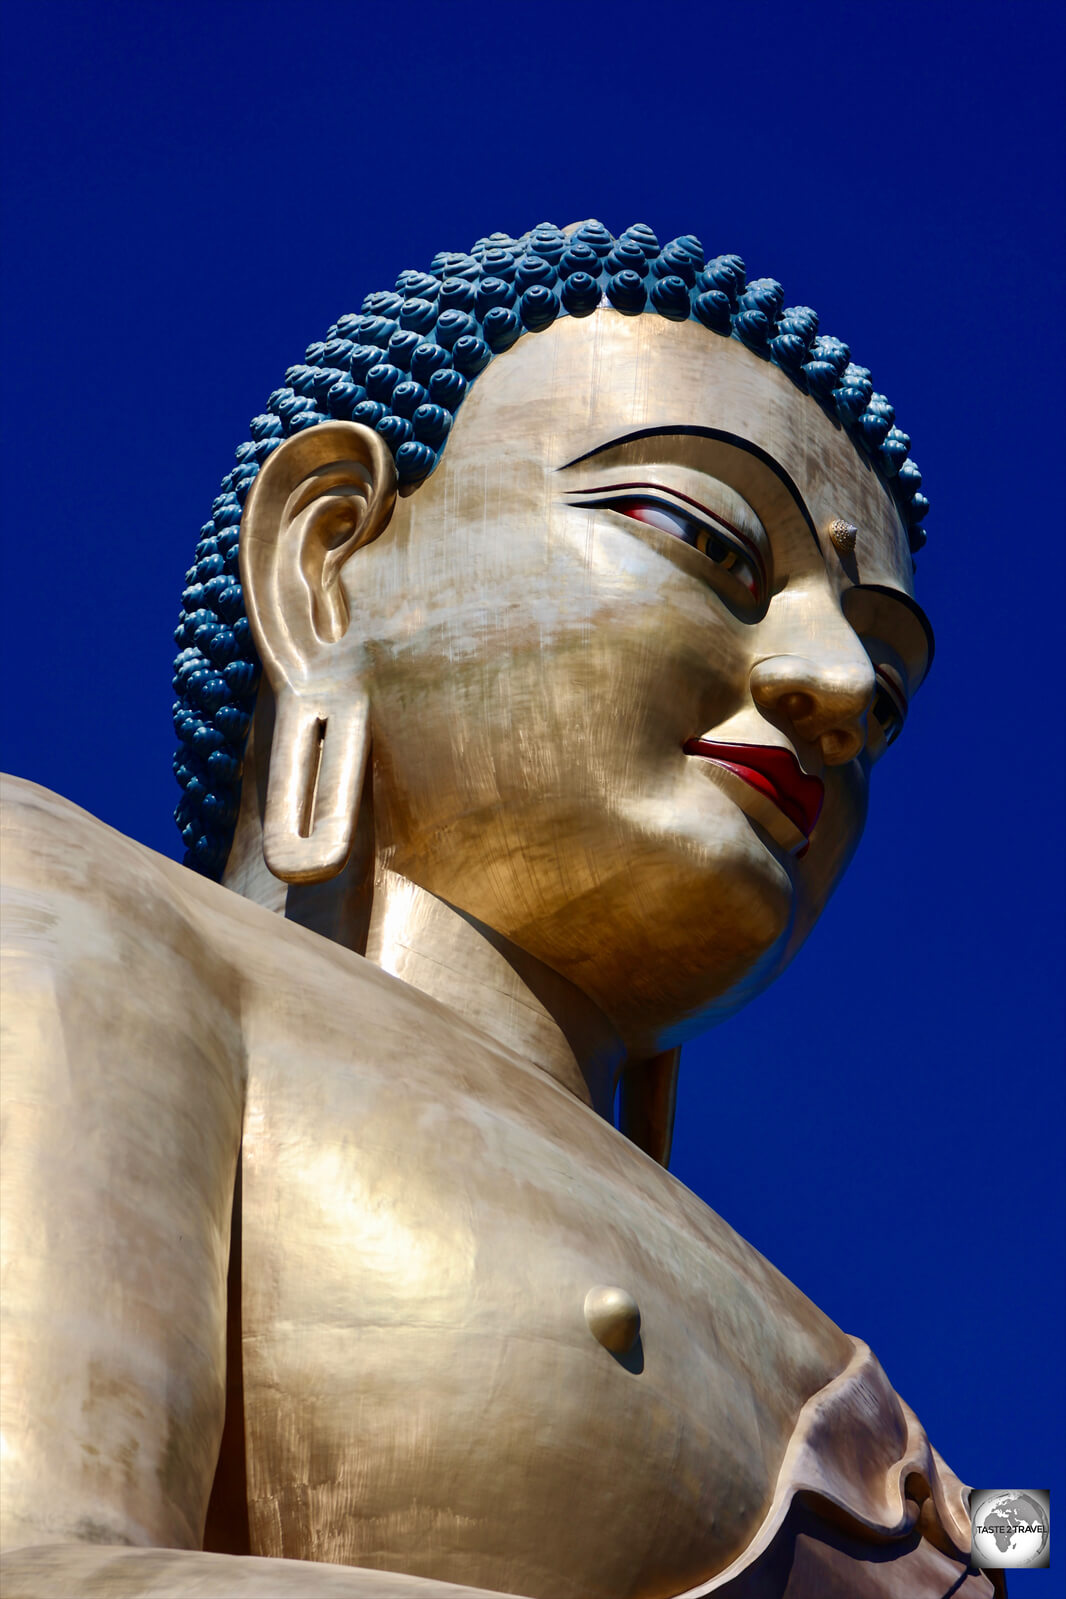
[618,500,759,590]
[868,664,907,754]
[567,488,767,611]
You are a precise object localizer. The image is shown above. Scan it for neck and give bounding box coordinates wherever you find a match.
[364,868,623,1117]
[224,730,623,1117]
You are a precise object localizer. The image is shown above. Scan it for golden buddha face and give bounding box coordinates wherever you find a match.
[248,313,930,1056]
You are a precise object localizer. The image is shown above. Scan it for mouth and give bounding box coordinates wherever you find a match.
[682,739,825,847]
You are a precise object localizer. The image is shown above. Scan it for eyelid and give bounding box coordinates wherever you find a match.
[874,661,908,718]
[868,662,908,755]
[564,480,768,587]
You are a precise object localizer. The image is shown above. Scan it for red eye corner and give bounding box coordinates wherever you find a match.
[621,502,689,534]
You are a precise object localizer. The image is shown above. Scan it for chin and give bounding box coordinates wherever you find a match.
[627,783,797,943]
[527,813,798,1054]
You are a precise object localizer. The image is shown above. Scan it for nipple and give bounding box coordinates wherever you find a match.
[584,1285,641,1354]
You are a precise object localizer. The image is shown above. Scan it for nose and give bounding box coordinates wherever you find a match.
[749,646,875,766]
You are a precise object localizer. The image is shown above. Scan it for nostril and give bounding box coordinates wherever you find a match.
[779,691,814,722]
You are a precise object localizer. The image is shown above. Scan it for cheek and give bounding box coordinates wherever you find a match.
[375,544,752,827]
[499,533,755,794]
[366,516,763,970]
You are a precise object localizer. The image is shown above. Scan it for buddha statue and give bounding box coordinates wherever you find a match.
[1,221,1000,1598]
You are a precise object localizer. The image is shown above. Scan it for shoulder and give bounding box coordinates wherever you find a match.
[0,774,249,1099]
[3,772,190,900]
[2,773,186,918]
[3,774,247,989]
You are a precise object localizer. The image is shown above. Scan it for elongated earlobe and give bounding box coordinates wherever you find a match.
[239,423,396,884]
[263,689,370,883]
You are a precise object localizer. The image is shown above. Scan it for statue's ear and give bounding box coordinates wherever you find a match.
[240,423,397,884]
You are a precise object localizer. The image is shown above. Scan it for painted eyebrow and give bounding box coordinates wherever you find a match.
[556,425,821,552]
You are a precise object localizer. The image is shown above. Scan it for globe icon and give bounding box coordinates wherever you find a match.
[971,1489,1050,1569]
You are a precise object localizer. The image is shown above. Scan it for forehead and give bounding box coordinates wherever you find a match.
[430,312,914,594]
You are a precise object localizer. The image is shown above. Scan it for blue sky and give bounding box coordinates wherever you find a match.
[2,0,1063,1581]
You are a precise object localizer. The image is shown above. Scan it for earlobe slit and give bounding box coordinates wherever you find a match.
[300,718,328,838]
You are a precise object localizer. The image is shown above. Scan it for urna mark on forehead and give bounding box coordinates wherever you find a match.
[438,313,916,595]
[172,218,932,880]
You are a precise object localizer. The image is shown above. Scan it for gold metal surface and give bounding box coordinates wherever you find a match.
[1,308,990,1598]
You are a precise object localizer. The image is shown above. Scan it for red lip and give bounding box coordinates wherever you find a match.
[683,739,825,840]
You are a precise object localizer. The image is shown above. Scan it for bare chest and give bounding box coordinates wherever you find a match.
[236,983,848,1598]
